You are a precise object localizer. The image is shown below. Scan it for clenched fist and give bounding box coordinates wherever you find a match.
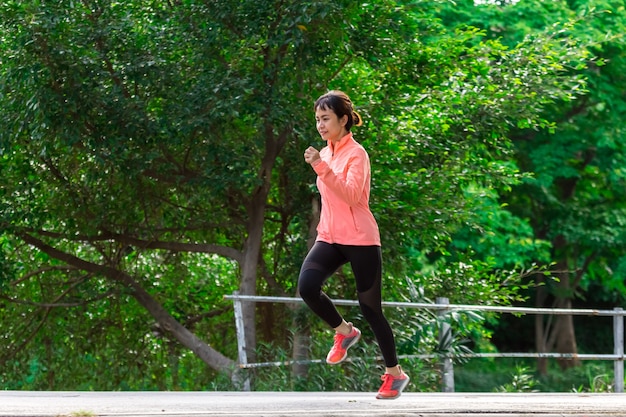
[303,146,320,165]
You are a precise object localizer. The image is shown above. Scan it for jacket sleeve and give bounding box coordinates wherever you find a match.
[312,148,368,207]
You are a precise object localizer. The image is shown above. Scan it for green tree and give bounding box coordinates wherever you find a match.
[434,0,626,373]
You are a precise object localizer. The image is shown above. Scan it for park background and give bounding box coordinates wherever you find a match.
[1,0,625,393]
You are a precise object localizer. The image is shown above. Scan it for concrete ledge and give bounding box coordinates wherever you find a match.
[1,391,624,417]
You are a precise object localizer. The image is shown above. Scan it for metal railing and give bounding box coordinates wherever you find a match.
[224,293,625,393]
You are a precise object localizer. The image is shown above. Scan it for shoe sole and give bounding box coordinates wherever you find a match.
[376,375,410,400]
[325,330,361,365]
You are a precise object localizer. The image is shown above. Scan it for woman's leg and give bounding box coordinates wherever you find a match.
[342,245,399,368]
[297,241,347,328]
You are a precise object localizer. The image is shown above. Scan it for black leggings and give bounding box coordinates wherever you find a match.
[298,241,398,367]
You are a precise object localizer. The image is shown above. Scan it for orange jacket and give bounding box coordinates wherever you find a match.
[311,132,381,246]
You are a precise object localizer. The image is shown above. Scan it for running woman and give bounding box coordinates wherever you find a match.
[299,90,409,399]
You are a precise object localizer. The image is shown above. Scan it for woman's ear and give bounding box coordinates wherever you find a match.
[340,114,348,127]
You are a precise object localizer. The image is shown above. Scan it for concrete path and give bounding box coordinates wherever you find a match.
[1,391,625,417]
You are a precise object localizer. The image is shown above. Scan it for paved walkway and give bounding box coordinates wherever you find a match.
[1,391,625,417]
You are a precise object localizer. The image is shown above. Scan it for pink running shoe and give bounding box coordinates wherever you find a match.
[325,323,361,365]
[376,368,410,399]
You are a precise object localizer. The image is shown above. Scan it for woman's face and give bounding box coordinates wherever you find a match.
[315,107,347,143]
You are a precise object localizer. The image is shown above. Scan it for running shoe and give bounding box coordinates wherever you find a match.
[325,323,361,365]
[376,368,410,399]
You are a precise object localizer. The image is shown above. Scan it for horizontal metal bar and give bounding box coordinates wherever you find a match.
[455,353,625,360]
[224,294,626,317]
[237,352,625,369]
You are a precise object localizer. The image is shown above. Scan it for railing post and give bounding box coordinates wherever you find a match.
[436,297,455,392]
[232,291,251,391]
[614,307,624,393]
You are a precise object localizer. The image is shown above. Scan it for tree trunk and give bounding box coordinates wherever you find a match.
[291,320,311,382]
[535,273,549,375]
[551,253,580,369]
[534,249,580,374]
[534,170,586,374]
[239,126,289,365]
[553,290,580,370]
[291,196,320,380]
[240,233,261,364]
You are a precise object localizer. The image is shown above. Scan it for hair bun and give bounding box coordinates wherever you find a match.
[353,110,363,127]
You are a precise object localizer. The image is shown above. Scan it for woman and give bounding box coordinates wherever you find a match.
[299,90,409,399]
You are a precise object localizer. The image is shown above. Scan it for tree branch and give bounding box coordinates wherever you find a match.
[11,265,79,285]
[0,289,117,308]
[27,229,244,263]
[17,231,236,375]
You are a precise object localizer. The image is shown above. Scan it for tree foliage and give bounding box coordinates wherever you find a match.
[435,0,626,372]
[0,0,601,389]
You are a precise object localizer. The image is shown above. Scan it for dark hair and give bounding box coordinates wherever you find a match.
[314,90,363,131]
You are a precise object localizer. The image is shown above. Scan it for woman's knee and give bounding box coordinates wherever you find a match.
[298,269,322,300]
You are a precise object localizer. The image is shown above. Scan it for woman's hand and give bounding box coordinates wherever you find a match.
[303,146,321,165]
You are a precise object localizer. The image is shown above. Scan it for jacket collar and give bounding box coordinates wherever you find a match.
[328,132,353,155]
